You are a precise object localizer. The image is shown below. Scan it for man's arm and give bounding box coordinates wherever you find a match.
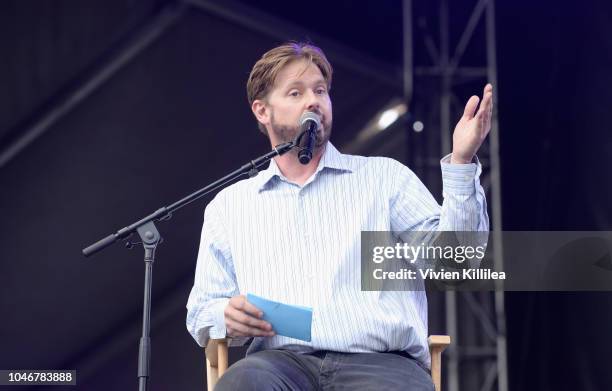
[389,84,492,267]
[186,197,238,346]
[391,83,492,229]
[437,82,493,232]
[186,196,273,347]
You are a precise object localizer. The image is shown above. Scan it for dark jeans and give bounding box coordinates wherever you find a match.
[215,349,434,391]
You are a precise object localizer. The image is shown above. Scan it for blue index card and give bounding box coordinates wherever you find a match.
[246,293,312,342]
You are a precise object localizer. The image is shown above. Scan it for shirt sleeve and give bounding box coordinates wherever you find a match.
[389,153,489,238]
[186,195,238,347]
[438,153,489,232]
[387,155,489,271]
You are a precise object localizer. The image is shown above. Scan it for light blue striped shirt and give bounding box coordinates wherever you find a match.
[186,142,488,369]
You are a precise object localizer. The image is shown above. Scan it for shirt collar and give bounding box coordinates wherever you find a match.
[256,141,353,192]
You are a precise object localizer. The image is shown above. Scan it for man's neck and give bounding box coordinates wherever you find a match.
[274,144,326,186]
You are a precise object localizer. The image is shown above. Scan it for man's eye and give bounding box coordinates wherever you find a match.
[316,88,327,95]
[289,91,300,97]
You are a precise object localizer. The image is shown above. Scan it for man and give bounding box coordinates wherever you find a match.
[187,42,491,390]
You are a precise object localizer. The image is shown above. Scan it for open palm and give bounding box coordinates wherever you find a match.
[451,84,493,164]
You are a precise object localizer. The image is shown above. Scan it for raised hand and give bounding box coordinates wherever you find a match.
[451,84,493,164]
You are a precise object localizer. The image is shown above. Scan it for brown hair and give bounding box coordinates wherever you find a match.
[247,42,333,135]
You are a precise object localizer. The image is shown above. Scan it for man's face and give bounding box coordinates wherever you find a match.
[253,59,333,150]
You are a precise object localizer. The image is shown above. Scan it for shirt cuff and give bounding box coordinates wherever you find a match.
[440,153,482,195]
[206,298,229,340]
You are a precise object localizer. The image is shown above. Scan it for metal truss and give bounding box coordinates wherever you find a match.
[402,1,508,390]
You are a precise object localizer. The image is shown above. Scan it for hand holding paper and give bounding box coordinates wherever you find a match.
[247,293,313,342]
[224,295,275,337]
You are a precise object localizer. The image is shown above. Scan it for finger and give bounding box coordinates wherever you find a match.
[483,83,493,95]
[230,296,264,319]
[225,306,273,331]
[480,112,487,138]
[225,297,272,330]
[226,321,251,337]
[476,92,492,123]
[480,83,493,115]
[481,91,493,136]
[483,84,493,119]
[225,320,250,337]
[242,299,265,319]
[463,95,480,120]
[226,319,275,337]
[234,299,272,330]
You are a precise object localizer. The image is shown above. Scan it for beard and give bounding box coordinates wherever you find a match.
[269,111,333,154]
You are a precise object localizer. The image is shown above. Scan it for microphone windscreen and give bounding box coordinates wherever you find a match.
[298,111,321,128]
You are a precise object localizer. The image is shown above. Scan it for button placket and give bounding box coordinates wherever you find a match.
[297,190,315,281]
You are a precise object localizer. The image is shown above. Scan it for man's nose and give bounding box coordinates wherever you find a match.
[305,89,320,111]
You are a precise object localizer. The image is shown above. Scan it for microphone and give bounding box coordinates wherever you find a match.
[297,111,321,165]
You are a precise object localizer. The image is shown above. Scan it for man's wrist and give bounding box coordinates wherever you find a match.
[450,153,473,164]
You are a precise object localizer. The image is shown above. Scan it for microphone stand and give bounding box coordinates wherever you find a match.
[82,141,295,391]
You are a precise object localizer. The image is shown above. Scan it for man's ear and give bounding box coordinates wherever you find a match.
[251,99,270,127]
